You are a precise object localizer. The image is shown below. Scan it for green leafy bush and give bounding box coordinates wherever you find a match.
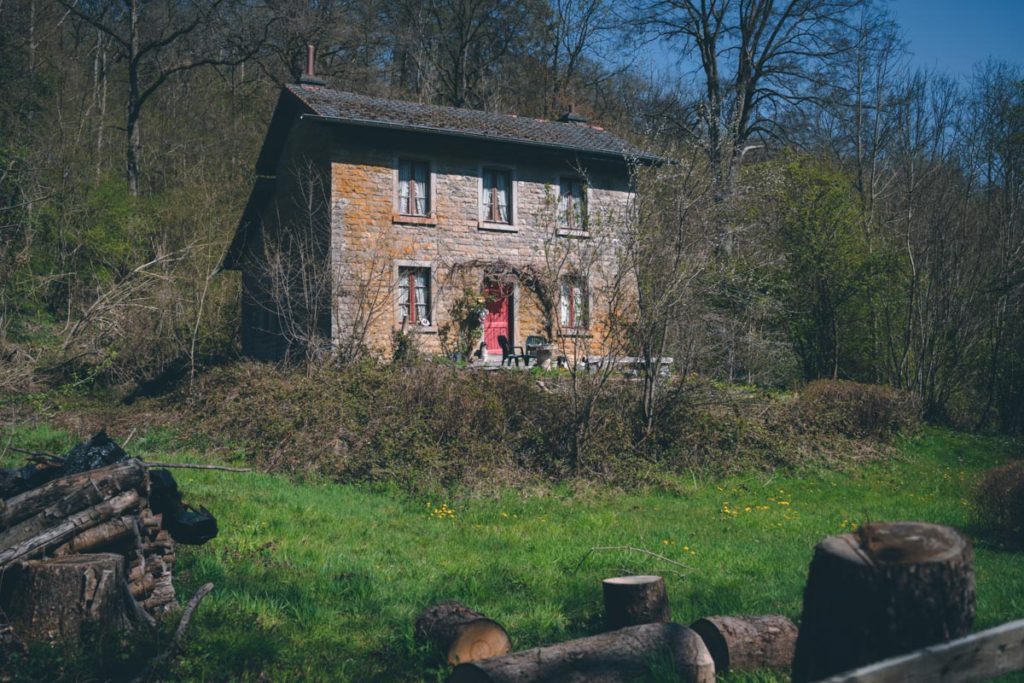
[974,461,1024,543]
[796,379,920,440]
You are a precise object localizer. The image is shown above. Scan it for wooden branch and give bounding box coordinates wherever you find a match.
[816,618,1024,683]
[129,582,214,683]
[0,489,141,569]
[140,462,252,473]
[575,545,692,574]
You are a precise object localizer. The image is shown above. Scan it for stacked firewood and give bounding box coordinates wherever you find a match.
[0,433,216,645]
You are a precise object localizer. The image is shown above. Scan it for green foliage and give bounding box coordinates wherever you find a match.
[768,159,878,381]
[438,287,486,358]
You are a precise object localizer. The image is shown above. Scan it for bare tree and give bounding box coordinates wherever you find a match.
[629,0,869,193]
[59,0,262,195]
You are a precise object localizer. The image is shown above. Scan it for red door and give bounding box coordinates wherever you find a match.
[483,282,512,355]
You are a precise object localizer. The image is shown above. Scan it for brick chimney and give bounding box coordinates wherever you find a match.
[298,44,326,86]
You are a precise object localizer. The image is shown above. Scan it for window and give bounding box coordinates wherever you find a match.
[398,159,430,216]
[482,168,512,224]
[559,276,588,329]
[398,267,431,325]
[558,177,586,231]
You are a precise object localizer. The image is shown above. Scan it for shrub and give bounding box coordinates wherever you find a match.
[973,461,1024,543]
[181,364,909,493]
[797,379,920,440]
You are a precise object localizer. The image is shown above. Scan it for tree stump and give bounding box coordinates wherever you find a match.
[689,615,797,673]
[791,521,975,683]
[1,553,131,643]
[415,602,511,665]
[602,575,671,630]
[449,622,714,683]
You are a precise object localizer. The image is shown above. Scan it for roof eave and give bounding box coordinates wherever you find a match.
[298,113,660,164]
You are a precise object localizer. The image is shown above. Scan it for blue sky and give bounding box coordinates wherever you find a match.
[634,0,1024,82]
[889,0,1024,77]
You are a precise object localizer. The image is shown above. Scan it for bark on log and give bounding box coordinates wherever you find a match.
[448,623,715,683]
[0,489,141,569]
[0,553,130,642]
[0,460,144,531]
[415,602,512,665]
[602,575,671,629]
[689,615,797,673]
[53,515,137,556]
[791,522,975,683]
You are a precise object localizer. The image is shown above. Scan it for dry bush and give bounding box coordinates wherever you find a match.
[180,364,912,493]
[796,379,921,440]
[973,461,1024,543]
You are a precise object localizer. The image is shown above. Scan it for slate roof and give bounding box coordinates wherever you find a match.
[285,83,652,161]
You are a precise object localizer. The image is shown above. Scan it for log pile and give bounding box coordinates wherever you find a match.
[0,432,217,647]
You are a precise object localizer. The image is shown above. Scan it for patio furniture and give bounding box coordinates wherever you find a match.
[498,335,527,367]
[524,335,548,365]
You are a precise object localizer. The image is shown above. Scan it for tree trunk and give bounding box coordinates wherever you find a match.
[689,615,797,673]
[0,553,131,643]
[791,522,975,683]
[448,623,715,683]
[602,575,671,630]
[0,460,145,530]
[414,602,511,665]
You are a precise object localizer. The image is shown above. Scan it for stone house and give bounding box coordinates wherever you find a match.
[223,73,651,362]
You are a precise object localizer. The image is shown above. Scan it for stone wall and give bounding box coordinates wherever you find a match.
[328,126,635,361]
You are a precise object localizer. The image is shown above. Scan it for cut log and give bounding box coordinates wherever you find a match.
[602,575,671,629]
[0,489,141,569]
[53,515,137,556]
[0,553,130,642]
[0,460,144,530]
[448,623,715,683]
[791,521,975,683]
[690,615,797,673]
[415,602,511,665]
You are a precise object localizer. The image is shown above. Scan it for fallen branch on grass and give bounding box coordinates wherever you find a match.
[139,462,253,473]
[128,582,214,683]
[574,545,693,575]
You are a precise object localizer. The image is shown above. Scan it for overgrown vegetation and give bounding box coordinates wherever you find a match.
[176,362,918,493]
[974,461,1024,545]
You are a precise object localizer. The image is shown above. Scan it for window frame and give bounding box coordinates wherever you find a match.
[478,163,517,231]
[393,157,436,225]
[557,176,588,235]
[395,262,436,332]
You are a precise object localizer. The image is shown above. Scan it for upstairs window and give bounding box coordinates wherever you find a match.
[398,266,431,325]
[559,275,588,330]
[398,159,430,216]
[482,168,512,224]
[558,177,586,231]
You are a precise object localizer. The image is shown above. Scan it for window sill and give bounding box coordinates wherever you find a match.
[477,221,518,233]
[558,329,591,338]
[392,213,437,226]
[397,324,438,334]
[557,228,589,238]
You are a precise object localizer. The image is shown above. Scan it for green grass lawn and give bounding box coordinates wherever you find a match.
[3,425,1022,682]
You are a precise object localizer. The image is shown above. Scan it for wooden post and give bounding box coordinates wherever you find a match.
[690,615,797,673]
[602,575,671,630]
[448,623,715,683]
[415,602,511,665]
[791,522,975,683]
